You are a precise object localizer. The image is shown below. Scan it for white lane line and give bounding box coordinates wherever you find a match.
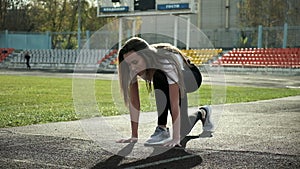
[0,158,79,169]
[123,154,198,169]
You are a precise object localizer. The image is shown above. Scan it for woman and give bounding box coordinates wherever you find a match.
[116,37,214,147]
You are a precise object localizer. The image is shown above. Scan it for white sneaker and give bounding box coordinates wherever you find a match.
[144,126,172,146]
[198,105,214,132]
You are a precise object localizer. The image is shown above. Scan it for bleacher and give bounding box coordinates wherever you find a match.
[97,49,118,65]
[1,48,299,72]
[1,48,221,71]
[213,48,300,68]
[1,49,117,71]
[182,49,222,66]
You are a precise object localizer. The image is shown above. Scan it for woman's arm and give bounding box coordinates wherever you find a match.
[165,83,181,147]
[129,81,140,138]
[116,81,140,143]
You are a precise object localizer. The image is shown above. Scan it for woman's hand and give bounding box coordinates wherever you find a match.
[163,138,181,147]
[116,137,138,143]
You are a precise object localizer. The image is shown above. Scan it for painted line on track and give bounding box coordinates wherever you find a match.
[123,154,198,169]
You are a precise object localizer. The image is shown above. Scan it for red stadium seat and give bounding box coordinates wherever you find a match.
[0,48,14,63]
[213,48,300,68]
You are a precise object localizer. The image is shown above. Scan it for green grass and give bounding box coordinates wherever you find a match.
[0,75,300,128]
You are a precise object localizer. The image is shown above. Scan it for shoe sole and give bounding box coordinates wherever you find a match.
[144,137,172,146]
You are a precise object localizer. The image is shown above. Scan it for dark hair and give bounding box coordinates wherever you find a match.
[118,37,185,106]
[118,37,150,64]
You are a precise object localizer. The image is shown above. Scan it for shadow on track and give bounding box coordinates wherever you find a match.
[92,136,203,169]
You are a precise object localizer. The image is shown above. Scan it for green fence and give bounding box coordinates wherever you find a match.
[1,24,299,50]
[0,30,51,49]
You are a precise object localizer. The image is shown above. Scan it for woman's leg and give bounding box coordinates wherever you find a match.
[144,70,171,145]
[153,70,170,126]
[180,67,204,137]
[180,93,190,138]
[153,70,198,138]
[152,70,206,140]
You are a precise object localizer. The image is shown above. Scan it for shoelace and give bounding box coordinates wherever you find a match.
[151,127,164,136]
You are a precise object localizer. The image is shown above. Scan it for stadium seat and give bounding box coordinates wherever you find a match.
[213,48,300,68]
[0,48,14,62]
[182,48,222,66]
[97,49,118,66]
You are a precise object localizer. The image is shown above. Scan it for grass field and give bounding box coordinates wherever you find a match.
[1,75,300,128]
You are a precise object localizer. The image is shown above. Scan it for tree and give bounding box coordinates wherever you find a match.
[238,0,300,27]
[0,0,33,31]
[30,0,114,49]
[238,0,300,47]
[0,0,115,49]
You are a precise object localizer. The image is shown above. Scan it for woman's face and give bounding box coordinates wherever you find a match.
[124,51,146,76]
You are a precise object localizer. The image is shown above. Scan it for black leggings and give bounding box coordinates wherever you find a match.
[153,70,198,137]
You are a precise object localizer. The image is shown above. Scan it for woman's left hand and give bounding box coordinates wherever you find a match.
[163,138,181,147]
[116,137,138,143]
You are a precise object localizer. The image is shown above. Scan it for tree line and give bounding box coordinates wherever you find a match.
[0,0,299,49]
[0,0,113,32]
[238,0,299,27]
[2,0,299,31]
[0,0,114,48]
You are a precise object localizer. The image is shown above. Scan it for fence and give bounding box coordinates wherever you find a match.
[203,25,300,49]
[0,30,51,49]
[0,24,299,50]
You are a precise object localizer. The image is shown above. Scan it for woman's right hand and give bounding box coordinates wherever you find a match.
[116,137,138,143]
